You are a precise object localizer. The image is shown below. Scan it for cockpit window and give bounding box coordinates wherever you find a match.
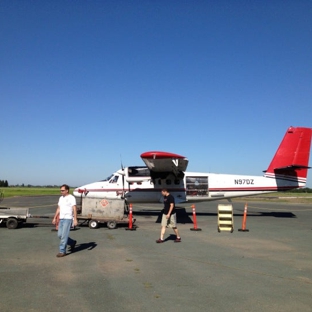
[109,175,119,183]
[101,174,113,182]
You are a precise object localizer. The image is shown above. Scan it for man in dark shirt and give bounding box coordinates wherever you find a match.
[156,188,181,243]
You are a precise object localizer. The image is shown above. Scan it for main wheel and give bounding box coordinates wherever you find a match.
[107,221,117,229]
[88,220,99,229]
[7,218,18,229]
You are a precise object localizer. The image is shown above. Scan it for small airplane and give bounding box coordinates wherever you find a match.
[73,126,312,204]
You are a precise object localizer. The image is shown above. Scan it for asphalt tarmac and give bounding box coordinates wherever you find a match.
[1,196,312,312]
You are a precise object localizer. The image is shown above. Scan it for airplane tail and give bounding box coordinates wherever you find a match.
[264,126,312,184]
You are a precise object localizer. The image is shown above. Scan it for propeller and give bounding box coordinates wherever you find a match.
[120,156,125,199]
[120,156,129,213]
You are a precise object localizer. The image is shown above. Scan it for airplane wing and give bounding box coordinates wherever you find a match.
[140,151,189,177]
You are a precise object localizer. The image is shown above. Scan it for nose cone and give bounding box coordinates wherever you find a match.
[73,187,86,197]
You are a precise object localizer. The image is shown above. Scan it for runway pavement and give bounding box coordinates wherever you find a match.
[1,196,312,312]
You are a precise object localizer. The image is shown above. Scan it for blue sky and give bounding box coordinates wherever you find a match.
[1,1,312,187]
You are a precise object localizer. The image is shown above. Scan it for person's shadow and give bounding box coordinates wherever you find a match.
[163,234,177,242]
[70,242,97,254]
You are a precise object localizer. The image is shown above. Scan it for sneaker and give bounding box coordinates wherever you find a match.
[156,238,164,243]
[56,253,66,257]
[69,240,77,251]
[174,237,181,243]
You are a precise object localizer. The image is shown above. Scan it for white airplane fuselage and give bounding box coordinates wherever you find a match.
[74,127,312,204]
[73,166,304,204]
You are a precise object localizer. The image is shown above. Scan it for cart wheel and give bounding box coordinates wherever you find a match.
[7,218,18,229]
[88,220,99,229]
[218,226,220,233]
[231,227,234,233]
[107,221,117,229]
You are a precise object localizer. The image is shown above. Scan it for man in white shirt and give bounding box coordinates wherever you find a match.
[52,184,78,257]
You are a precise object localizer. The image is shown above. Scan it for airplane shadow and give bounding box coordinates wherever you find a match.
[252,212,296,218]
[1,207,296,231]
[20,223,85,229]
[0,222,55,229]
[194,211,296,218]
[137,207,195,224]
[134,206,297,223]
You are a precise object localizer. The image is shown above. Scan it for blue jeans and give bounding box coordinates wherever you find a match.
[57,219,74,254]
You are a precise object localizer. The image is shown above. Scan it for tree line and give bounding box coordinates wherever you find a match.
[286,187,312,193]
[0,180,9,187]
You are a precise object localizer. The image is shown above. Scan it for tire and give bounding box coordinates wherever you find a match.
[88,220,99,229]
[107,221,117,229]
[7,218,18,229]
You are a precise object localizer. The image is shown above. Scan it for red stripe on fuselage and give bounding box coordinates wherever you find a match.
[81,185,300,194]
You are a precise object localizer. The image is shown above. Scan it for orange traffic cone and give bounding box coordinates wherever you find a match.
[238,203,249,232]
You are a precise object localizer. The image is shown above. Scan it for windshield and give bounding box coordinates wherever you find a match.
[100,174,113,182]
[109,175,119,183]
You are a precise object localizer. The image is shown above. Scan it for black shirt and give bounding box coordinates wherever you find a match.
[163,194,175,215]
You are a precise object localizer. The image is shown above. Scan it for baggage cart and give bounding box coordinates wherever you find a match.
[76,197,130,229]
[0,207,30,229]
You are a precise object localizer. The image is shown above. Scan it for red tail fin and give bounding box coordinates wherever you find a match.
[265,127,312,183]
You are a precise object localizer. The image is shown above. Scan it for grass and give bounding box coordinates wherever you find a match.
[0,187,67,198]
[232,192,312,203]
